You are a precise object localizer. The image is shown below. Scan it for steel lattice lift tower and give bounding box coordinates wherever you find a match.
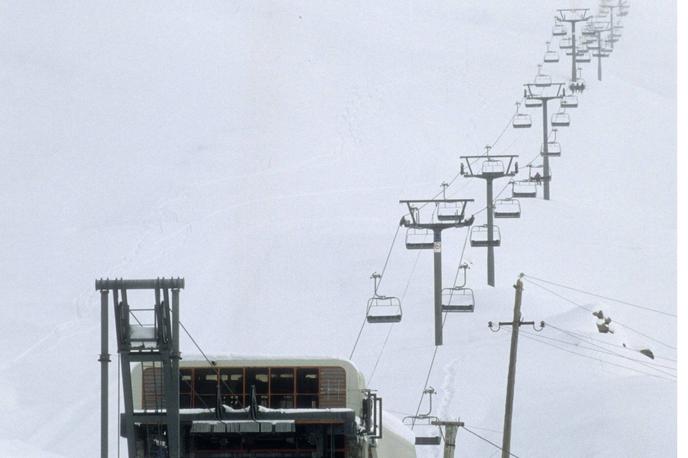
[460,148,518,287]
[400,197,474,345]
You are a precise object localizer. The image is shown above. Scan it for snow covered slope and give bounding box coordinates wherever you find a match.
[0,0,675,456]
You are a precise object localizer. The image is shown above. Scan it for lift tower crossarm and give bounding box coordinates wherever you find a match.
[523,83,565,201]
[556,9,592,84]
[399,198,475,345]
[460,150,518,286]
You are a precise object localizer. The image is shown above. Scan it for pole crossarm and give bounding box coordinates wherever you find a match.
[523,83,565,100]
[96,277,185,291]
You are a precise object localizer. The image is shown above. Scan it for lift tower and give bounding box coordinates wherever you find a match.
[600,0,629,51]
[460,148,518,287]
[96,277,184,458]
[555,9,591,88]
[400,198,474,345]
[582,21,612,81]
[523,82,566,201]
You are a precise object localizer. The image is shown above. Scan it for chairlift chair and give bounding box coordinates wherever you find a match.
[436,202,463,222]
[512,180,537,198]
[541,129,562,157]
[405,228,434,250]
[534,64,552,87]
[512,102,532,129]
[365,273,402,324]
[577,52,592,63]
[544,41,560,63]
[559,37,573,49]
[552,24,567,36]
[470,224,501,248]
[441,287,475,312]
[494,198,521,218]
[403,388,442,446]
[481,158,505,176]
[524,98,542,108]
[561,94,578,108]
[551,110,571,127]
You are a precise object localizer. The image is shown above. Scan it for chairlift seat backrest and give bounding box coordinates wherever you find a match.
[441,287,475,312]
[481,159,505,175]
[512,181,537,198]
[561,95,578,108]
[470,224,501,248]
[494,198,521,218]
[436,201,463,222]
[551,112,571,127]
[405,228,434,250]
[366,295,402,324]
[525,98,542,108]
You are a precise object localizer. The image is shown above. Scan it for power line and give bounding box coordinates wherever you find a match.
[462,425,521,458]
[519,332,676,382]
[523,277,677,350]
[522,328,676,376]
[523,274,676,317]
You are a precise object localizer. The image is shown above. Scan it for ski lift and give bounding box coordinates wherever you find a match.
[405,228,434,250]
[569,68,586,93]
[470,224,501,248]
[512,180,537,198]
[559,37,573,49]
[403,388,442,446]
[494,198,521,218]
[534,64,552,87]
[512,102,532,129]
[541,129,562,157]
[552,23,567,36]
[561,94,578,108]
[543,41,559,63]
[551,110,571,127]
[365,273,402,324]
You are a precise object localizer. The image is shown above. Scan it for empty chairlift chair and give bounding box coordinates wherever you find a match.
[403,388,442,446]
[512,102,532,129]
[551,109,571,127]
[441,263,475,312]
[470,224,501,248]
[577,51,592,63]
[525,97,542,108]
[481,157,505,176]
[365,273,402,323]
[559,37,573,49]
[541,128,562,157]
[494,198,521,218]
[405,227,434,250]
[436,182,463,222]
[561,94,578,108]
[543,41,559,63]
[552,23,567,36]
[534,64,552,87]
[512,180,538,198]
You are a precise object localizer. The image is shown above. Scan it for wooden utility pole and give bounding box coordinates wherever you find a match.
[488,274,544,458]
[432,420,464,458]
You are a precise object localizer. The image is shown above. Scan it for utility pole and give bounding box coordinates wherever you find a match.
[460,148,518,287]
[523,83,565,201]
[555,9,592,86]
[99,288,110,458]
[400,198,474,345]
[488,275,544,458]
[432,420,464,458]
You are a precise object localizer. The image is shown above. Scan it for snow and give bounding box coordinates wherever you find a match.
[0,0,677,457]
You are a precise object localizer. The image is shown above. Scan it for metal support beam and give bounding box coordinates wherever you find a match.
[541,100,551,201]
[99,289,110,458]
[501,278,524,458]
[486,178,495,286]
[433,230,443,346]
